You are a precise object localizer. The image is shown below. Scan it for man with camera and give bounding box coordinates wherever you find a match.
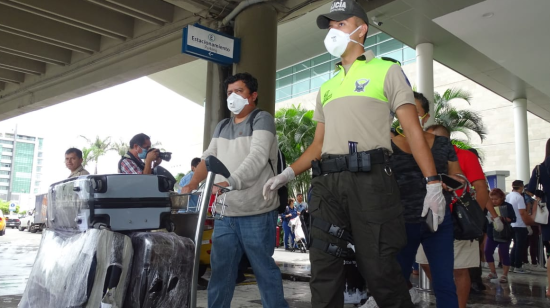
[118,133,161,174]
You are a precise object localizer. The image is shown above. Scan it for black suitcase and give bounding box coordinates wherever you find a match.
[19,229,133,308]
[48,174,173,231]
[124,232,195,308]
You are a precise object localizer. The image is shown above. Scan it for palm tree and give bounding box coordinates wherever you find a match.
[80,136,111,174]
[433,88,487,142]
[81,147,94,168]
[275,104,316,197]
[393,88,486,151]
[110,140,129,157]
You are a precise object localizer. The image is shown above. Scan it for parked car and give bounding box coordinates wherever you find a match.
[6,216,21,229]
[19,213,34,232]
[0,212,6,236]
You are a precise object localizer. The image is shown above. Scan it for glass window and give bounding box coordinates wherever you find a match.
[3,148,12,153]
[378,40,403,55]
[35,181,40,186]
[312,62,331,77]
[365,35,377,48]
[276,67,292,80]
[276,86,292,102]
[0,171,10,175]
[39,138,43,150]
[1,155,11,160]
[2,163,10,168]
[0,178,9,183]
[293,69,310,83]
[33,188,38,194]
[377,33,392,43]
[37,152,42,158]
[292,80,310,97]
[12,142,34,193]
[404,47,416,62]
[311,73,331,90]
[0,140,13,145]
[37,159,43,165]
[311,53,331,66]
[382,50,403,64]
[276,75,292,89]
[293,59,311,73]
[36,166,42,172]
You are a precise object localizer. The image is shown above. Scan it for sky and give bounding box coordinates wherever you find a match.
[0,77,206,195]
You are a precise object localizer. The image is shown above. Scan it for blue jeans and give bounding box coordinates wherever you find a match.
[208,210,288,308]
[282,221,295,249]
[396,210,458,308]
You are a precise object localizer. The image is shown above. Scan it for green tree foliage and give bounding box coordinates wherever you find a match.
[80,136,111,174]
[275,105,316,197]
[393,88,486,156]
[81,147,94,168]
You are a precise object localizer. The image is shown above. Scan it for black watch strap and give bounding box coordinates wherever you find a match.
[424,175,441,184]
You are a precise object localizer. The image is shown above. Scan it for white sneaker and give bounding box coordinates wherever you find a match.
[360,296,379,308]
[409,288,421,304]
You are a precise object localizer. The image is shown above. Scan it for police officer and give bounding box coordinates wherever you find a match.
[263,1,446,307]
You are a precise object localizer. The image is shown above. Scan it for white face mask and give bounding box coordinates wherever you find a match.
[419,113,428,128]
[227,92,249,115]
[323,26,362,58]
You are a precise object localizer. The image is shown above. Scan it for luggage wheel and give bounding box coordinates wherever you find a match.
[92,221,110,230]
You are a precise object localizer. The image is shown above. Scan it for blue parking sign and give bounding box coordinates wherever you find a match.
[9,203,16,211]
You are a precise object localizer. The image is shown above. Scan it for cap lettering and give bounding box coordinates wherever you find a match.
[330,0,347,12]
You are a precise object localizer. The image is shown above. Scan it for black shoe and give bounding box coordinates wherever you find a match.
[470,282,486,294]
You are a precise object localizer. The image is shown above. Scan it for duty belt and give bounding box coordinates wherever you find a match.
[312,148,391,177]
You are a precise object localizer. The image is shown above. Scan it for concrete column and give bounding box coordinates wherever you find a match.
[416,43,434,126]
[203,61,232,151]
[233,3,277,116]
[513,98,530,182]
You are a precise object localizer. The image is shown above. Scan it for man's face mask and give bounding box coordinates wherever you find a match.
[227,92,249,115]
[323,26,362,58]
[138,146,147,159]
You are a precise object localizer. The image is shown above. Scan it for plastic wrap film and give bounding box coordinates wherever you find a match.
[124,232,195,308]
[19,229,133,308]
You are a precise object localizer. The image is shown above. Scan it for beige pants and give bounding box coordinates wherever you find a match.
[416,240,480,269]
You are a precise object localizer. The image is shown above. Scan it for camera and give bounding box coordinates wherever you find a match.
[371,16,383,26]
[147,148,172,162]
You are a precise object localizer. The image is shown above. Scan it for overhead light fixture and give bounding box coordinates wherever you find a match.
[482,12,494,18]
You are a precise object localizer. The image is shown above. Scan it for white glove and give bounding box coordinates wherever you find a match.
[422,183,445,231]
[527,225,533,236]
[492,216,504,232]
[262,167,295,200]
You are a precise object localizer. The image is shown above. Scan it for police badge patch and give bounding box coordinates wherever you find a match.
[354,79,370,92]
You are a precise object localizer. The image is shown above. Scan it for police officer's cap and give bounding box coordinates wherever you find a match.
[317,0,369,29]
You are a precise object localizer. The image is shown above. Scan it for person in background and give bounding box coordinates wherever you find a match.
[66,148,90,178]
[387,92,461,308]
[295,193,308,214]
[420,124,499,308]
[507,180,534,274]
[118,133,161,174]
[282,198,298,250]
[178,157,201,209]
[526,138,550,296]
[485,188,516,283]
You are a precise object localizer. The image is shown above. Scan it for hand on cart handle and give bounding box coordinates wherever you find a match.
[212,181,231,195]
[181,184,197,194]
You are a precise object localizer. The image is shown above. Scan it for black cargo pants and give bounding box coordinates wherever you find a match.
[309,164,414,308]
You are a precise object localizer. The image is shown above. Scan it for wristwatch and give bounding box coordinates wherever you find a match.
[423,175,441,184]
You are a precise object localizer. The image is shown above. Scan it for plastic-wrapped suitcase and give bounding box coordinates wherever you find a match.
[48,174,173,231]
[124,232,195,308]
[19,228,133,308]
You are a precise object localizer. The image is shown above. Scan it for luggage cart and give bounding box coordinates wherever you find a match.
[170,155,232,308]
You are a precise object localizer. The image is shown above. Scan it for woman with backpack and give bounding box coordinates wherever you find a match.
[484,188,516,283]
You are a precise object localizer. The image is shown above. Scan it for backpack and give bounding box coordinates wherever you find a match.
[218,109,289,214]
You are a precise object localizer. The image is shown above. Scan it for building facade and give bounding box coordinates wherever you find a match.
[275,33,550,191]
[0,132,43,205]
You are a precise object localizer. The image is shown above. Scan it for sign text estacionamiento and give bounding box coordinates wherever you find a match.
[191,35,231,54]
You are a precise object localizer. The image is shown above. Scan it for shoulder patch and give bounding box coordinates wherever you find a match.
[381,57,401,66]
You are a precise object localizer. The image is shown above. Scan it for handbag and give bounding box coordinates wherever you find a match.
[493,204,513,243]
[452,180,486,240]
[534,165,549,225]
